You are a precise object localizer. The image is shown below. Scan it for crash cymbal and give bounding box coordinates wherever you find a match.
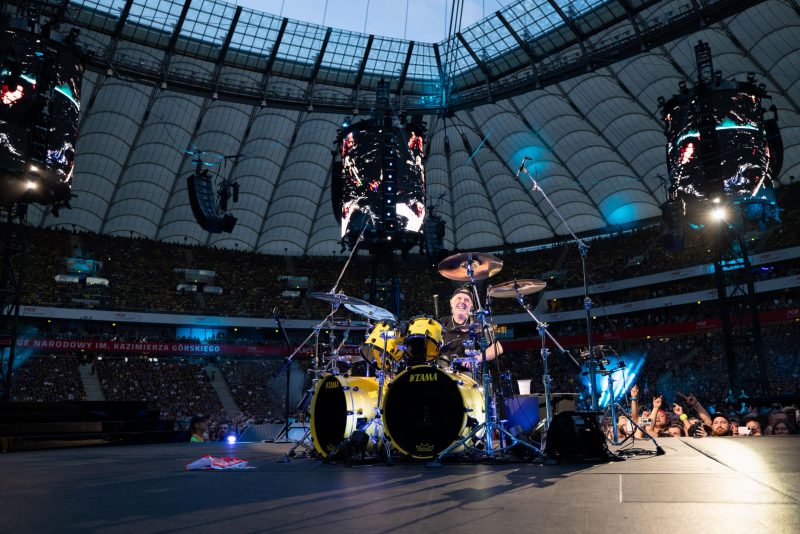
[437,252,503,281]
[310,291,370,307]
[344,302,396,322]
[488,279,546,298]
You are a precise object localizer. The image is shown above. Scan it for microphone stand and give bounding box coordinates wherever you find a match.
[518,161,599,411]
[273,309,294,443]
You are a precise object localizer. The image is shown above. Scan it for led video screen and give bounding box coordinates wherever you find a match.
[339,123,425,237]
[664,89,772,201]
[1,28,82,191]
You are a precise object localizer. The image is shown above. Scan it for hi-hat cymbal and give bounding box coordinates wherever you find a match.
[488,279,547,298]
[310,291,369,307]
[344,302,396,322]
[437,252,503,281]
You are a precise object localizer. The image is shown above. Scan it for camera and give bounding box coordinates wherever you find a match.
[687,421,703,437]
[738,426,751,436]
[640,417,653,426]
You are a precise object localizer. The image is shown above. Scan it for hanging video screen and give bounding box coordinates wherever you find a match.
[664,88,771,200]
[1,28,82,190]
[339,122,425,237]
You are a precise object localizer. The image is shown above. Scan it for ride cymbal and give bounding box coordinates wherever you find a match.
[488,279,546,298]
[437,252,503,281]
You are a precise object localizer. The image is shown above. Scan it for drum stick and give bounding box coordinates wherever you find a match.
[433,294,439,319]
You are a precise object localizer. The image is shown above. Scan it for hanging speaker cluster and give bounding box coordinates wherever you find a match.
[187,170,236,233]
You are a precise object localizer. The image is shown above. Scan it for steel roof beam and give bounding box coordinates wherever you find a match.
[495,11,540,88]
[456,32,492,82]
[546,0,591,66]
[397,41,415,95]
[309,28,333,86]
[353,34,374,91]
[160,0,193,83]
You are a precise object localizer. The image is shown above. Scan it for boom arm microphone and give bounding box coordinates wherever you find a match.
[515,156,531,178]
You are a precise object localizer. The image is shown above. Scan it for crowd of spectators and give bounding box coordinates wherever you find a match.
[18,183,799,321]
[9,353,86,402]
[8,182,800,439]
[95,357,223,419]
[217,359,287,418]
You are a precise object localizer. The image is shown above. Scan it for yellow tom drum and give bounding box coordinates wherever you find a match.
[361,322,404,368]
[310,374,382,458]
[404,316,444,362]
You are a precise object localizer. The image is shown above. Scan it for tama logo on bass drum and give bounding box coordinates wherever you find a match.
[409,373,438,383]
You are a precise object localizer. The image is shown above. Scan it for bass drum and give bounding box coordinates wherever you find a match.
[383,366,485,459]
[310,374,381,457]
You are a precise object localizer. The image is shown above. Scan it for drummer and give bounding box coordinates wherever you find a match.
[441,285,503,365]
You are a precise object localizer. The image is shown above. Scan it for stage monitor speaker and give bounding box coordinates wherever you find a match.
[187,173,237,233]
[504,395,539,433]
[544,411,611,463]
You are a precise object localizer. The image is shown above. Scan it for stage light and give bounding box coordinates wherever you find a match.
[25,181,37,190]
[226,435,237,445]
[711,207,727,222]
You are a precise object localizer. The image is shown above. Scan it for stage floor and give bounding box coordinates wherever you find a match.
[1,437,798,533]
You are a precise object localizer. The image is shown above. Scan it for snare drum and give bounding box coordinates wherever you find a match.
[361,322,404,368]
[383,365,485,459]
[404,316,444,363]
[310,374,382,457]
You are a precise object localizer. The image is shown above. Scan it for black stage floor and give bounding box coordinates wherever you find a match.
[1,437,798,533]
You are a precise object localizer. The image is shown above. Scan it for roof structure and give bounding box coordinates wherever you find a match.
[16,0,800,254]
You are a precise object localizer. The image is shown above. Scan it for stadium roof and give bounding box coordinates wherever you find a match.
[18,0,800,254]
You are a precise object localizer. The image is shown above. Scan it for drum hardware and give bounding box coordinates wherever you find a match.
[428,253,541,466]
[352,328,394,463]
[492,278,581,456]
[598,368,664,457]
[277,222,374,462]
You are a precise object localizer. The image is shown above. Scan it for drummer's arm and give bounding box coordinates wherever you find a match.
[484,339,503,361]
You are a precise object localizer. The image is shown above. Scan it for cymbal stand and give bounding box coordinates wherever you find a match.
[359,329,394,463]
[429,256,540,466]
[276,224,372,462]
[511,283,581,446]
[518,162,598,410]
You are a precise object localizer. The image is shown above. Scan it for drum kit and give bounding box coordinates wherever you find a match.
[281,251,565,464]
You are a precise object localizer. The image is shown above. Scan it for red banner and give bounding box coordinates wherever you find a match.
[14,338,288,356]
[13,307,798,355]
[503,307,799,351]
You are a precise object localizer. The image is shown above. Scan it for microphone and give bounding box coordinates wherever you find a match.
[272,307,279,320]
[515,156,531,178]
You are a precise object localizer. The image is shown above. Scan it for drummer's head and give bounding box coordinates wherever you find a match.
[450,286,473,323]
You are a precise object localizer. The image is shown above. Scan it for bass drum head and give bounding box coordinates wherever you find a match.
[310,375,379,457]
[383,366,467,459]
